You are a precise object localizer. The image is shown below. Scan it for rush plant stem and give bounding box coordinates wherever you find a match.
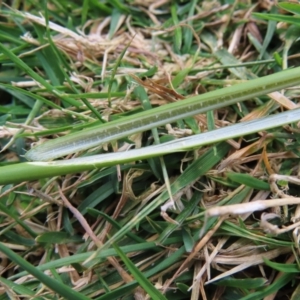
[1,106,300,184]
[26,67,300,161]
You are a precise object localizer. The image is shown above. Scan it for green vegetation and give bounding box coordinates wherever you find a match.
[0,1,300,299]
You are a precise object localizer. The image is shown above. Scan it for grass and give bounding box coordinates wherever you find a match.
[0,1,300,299]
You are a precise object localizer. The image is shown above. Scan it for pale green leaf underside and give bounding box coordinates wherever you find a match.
[0,107,299,184]
[25,67,300,161]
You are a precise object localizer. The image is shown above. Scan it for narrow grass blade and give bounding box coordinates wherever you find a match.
[171,3,182,53]
[0,242,90,300]
[239,273,295,300]
[263,259,300,273]
[1,99,43,152]
[107,34,133,106]
[215,277,267,289]
[0,42,81,108]
[1,107,299,184]
[9,240,180,280]
[101,143,230,249]
[253,13,300,26]
[279,2,300,15]
[42,2,104,120]
[0,202,37,238]
[112,242,168,300]
[157,191,200,243]
[226,172,270,191]
[0,276,36,298]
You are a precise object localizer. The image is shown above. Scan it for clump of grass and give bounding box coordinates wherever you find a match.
[0,1,300,299]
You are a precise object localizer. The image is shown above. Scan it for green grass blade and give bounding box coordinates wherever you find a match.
[0,42,81,108]
[253,13,300,26]
[112,242,168,300]
[0,276,37,297]
[157,191,200,243]
[101,142,230,249]
[1,107,299,184]
[215,277,267,289]
[226,172,270,191]
[263,259,300,273]
[278,2,300,15]
[0,42,59,96]
[239,273,295,300]
[1,99,43,152]
[25,66,300,161]
[171,3,182,53]
[0,201,37,238]
[107,34,132,106]
[0,242,90,300]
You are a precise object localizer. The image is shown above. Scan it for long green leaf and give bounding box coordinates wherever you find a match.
[112,242,168,300]
[0,108,299,184]
[0,242,90,300]
[0,42,81,108]
[25,67,300,161]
